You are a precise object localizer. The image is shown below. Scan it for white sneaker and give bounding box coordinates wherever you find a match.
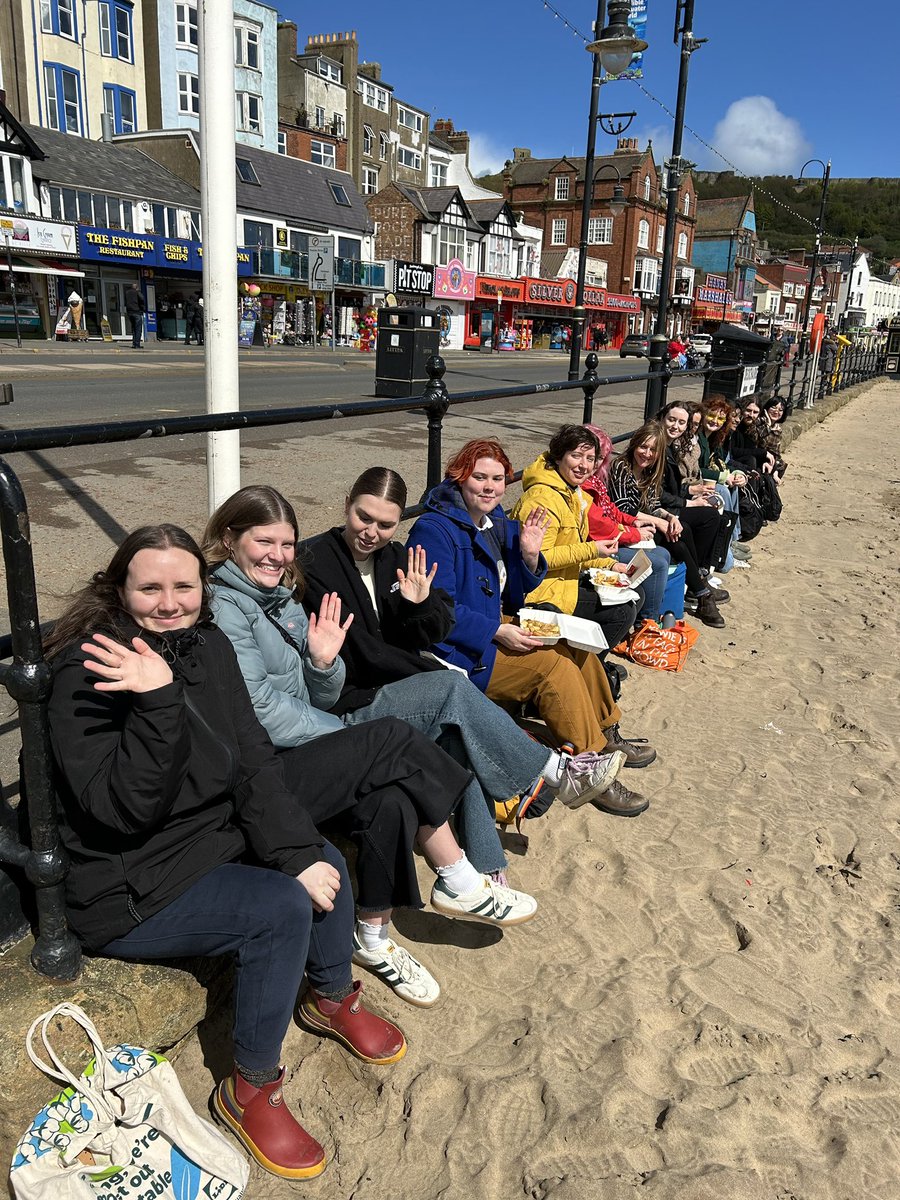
[430,875,537,926]
[555,750,626,809]
[732,558,751,569]
[352,929,440,1008]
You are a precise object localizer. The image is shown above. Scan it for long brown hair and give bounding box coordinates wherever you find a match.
[619,421,667,501]
[202,485,304,598]
[44,525,211,658]
[348,467,407,510]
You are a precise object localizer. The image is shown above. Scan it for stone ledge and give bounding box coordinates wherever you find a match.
[0,935,228,1156]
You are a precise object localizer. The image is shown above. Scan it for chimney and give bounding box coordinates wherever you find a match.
[446,129,470,163]
[433,118,455,136]
[359,61,381,82]
[100,111,114,142]
[513,147,531,163]
[615,137,638,153]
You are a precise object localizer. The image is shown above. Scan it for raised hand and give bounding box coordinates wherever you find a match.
[397,545,437,604]
[519,506,551,566]
[296,860,342,912]
[81,632,173,694]
[306,591,353,669]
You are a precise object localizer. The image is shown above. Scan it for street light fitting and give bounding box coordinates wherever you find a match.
[587,0,648,76]
[597,109,637,138]
[592,164,627,218]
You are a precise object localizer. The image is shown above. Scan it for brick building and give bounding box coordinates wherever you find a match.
[501,137,697,339]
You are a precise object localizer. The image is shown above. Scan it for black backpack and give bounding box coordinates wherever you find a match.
[738,477,766,541]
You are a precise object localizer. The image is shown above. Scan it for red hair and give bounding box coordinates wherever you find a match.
[445,439,514,484]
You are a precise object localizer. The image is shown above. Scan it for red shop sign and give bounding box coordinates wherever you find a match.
[524,277,577,307]
[475,276,525,302]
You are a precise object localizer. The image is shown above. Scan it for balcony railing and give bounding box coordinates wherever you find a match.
[252,249,385,289]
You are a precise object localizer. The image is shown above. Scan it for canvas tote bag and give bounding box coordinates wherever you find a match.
[10,1002,249,1200]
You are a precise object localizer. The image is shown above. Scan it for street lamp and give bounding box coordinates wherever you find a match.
[797,157,831,353]
[595,165,628,218]
[567,0,641,382]
[587,0,649,75]
[644,0,706,420]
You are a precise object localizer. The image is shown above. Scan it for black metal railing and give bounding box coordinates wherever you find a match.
[0,347,883,978]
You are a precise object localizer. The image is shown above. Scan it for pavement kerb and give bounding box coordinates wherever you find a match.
[0,371,886,1158]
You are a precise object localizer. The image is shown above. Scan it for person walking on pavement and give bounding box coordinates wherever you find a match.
[124,282,146,349]
[185,292,204,346]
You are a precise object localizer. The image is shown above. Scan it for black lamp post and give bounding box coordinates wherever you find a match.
[644,0,705,421]
[797,157,831,353]
[567,0,645,381]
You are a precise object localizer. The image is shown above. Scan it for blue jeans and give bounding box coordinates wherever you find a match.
[344,672,550,874]
[102,845,353,1072]
[617,543,671,622]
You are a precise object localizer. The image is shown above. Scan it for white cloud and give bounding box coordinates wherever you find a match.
[712,96,811,175]
[467,132,506,177]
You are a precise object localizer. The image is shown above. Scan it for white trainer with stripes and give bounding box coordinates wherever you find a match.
[430,875,538,926]
[351,929,441,1007]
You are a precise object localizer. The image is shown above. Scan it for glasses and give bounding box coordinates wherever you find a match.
[706,414,727,426]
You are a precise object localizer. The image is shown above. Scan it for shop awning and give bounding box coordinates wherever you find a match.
[6,256,84,277]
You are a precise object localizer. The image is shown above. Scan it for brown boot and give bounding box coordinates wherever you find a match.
[602,723,657,768]
[213,1068,326,1179]
[695,591,725,628]
[591,778,649,817]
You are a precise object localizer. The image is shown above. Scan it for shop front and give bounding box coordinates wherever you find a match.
[392,260,436,308]
[0,214,81,339]
[465,276,525,350]
[514,278,640,352]
[584,285,640,350]
[691,298,746,330]
[431,257,476,350]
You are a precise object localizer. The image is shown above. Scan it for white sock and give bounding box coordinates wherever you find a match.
[436,853,482,896]
[356,918,389,952]
[541,751,566,788]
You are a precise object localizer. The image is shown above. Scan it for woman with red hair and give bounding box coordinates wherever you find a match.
[408,438,657,817]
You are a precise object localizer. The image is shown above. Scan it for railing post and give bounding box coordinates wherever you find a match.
[644,333,669,421]
[581,351,600,425]
[0,458,81,980]
[421,354,451,498]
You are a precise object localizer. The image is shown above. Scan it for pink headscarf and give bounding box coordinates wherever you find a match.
[583,423,614,488]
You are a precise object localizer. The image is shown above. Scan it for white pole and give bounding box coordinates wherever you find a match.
[199,0,241,513]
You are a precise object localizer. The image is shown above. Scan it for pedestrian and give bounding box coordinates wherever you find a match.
[124,282,146,349]
[184,292,204,346]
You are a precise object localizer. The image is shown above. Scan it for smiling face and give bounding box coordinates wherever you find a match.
[742,401,760,424]
[767,400,784,422]
[119,547,203,632]
[459,456,507,523]
[556,442,597,488]
[343,493,402,561]
[634,437,658,474]
[703,408,728,436]
[227,522,296,589]
[663,407,689,442]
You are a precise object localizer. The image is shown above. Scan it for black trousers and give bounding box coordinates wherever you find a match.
[655,504,719,588]
[277,716,471,912]
[574,584,641,653]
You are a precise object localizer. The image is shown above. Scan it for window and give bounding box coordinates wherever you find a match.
[643,175,651,201]
[795,284,806,299]
[634,256,659,293]
[554,176,569,200]
[43,64,81,133]
[99,1,132,61]
[234,21,260,68]
[656,225,664,253]
[360,80,388,112]
[175,2,197,46]
[333,113,344,137]
[329,182,351,207]
[311,140,336,168]
[177,73,200,115]
[314,106,325,128]
[277,130,287,155]
[782,281,794,297]
[150,203,177,236]
[677,231,688,259]
[236,92,262,135]
[317,59,341,83]
[551,217,567,246]
[683,192,690,216]
[587,216,612,244]
[243,219,273,247]
[430,161,447,188]
[362,166,379,195]
[397,105,423,133]
[362,125,374,155]
[784,303,797,321]
[637,219,650,249]
[397,147,422,171]
[102,84,137,133]
[235,157,260,185]
[437,223,465,265]
[40,0,76,38]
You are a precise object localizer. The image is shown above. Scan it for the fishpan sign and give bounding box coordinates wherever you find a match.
[394,260,435,294]
[309,234,335,291]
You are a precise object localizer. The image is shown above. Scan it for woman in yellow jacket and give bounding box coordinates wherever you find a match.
[512,424,642,661]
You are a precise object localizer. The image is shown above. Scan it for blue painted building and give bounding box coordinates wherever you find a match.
[141,0,279,153]
[693,193,758,319]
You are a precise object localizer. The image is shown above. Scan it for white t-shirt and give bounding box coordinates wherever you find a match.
[353,556,378,612]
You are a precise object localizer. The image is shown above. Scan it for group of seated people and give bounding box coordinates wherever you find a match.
[42,394,787,1181]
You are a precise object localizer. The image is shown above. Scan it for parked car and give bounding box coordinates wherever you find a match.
[619,333,650,358]
[688,332,713,356]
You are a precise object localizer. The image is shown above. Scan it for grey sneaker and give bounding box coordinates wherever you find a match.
[430,875,538,926]
[352,928,440,1008]
[555,750,626,809]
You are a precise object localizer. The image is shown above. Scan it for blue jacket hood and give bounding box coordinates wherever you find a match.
[424,479,515,539]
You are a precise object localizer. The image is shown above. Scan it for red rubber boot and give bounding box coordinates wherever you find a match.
[213,1068,326,1179]
[298,980,407,1064]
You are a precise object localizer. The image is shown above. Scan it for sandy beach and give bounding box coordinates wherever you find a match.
[141,378,897,1200]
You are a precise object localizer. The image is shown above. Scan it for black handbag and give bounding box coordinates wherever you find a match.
[737,477,766,542]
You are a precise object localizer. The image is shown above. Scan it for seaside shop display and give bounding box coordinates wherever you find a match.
[430,258,475,350]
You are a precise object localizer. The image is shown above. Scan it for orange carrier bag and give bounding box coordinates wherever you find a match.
[613,618,699,672]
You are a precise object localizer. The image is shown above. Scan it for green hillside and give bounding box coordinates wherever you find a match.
[694,173,900,269]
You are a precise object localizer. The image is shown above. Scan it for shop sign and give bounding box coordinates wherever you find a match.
[434,257,475,300]
[395,260,435,295]
[77,225,252,275]
[524,277,577,306]
[0,214,78,256]
[705,273,728,291]
[692,300,742,321]
[583,287,641,313]
[475,276,524,302]
[697,285,732,305]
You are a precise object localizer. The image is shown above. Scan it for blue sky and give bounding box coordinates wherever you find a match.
[277,0,897,180]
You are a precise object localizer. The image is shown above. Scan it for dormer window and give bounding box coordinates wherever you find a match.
[554,176,569,201]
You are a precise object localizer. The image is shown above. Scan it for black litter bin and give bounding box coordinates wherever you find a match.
[374,306,440,397]
[705,322,775,404]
